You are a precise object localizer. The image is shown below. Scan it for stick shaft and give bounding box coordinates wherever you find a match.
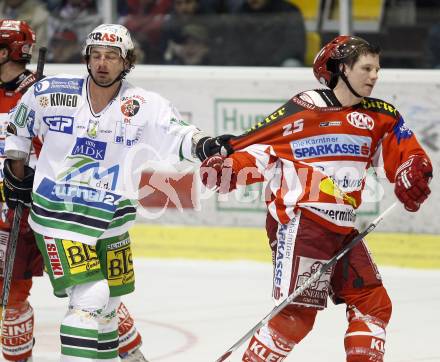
[0,203,24,319]
[35,47,47,80]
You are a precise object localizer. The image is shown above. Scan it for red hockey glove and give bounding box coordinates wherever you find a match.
[394,155,433,212]
[199,155,237,193]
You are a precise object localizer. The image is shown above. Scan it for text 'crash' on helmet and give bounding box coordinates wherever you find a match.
[82,24,134,59]
[0,19,35,62]
[313,35,380,89]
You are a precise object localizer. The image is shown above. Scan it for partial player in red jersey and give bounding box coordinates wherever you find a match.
[0,19,146,362]
[201,36,433,362]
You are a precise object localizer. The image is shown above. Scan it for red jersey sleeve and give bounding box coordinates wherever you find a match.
[376,112,431,183]
[230,145,278,186]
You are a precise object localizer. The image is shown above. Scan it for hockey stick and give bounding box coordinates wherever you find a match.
[0,47,46,326]
[35,47,47,81]
[216,202,398,362]
[0,203,24,322]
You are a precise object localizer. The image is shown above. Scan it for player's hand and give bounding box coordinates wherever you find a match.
[3,159,34,209]
[394,155,433,212]
[199,155,237,193]
[195,134,235,161]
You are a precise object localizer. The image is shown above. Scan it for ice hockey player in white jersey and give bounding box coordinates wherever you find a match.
[3,23,227,361]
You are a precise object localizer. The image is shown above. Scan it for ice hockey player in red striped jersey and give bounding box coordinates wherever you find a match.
[201,35,433,362]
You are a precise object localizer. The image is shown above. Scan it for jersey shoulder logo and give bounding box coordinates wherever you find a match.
[361,98,398,119]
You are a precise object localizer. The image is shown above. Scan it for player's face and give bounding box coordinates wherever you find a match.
[88,46,126,86]
[0,47,8,64]
[345,53,380,97]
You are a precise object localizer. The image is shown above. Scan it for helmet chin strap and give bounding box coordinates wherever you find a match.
[339,64,363,98]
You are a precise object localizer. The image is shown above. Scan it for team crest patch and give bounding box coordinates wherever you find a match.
[294,256,332,308]
[121,99,140,117]
[13,104,28,127]
[346,112,374,130]
[87,119,99,138]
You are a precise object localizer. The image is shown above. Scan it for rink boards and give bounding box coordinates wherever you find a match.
[129,224,440,269]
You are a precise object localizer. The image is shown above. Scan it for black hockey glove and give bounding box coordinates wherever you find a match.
[3,159,34,209]
[195,134,235,161]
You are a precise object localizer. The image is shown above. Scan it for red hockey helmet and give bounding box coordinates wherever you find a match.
[0,19,36,62]
[313,35,371,88]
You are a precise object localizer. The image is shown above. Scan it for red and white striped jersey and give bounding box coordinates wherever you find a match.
[0,71,40,222]
[227,89,430,234]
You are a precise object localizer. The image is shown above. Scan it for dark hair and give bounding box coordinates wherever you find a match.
[0,44,28,64]
[341,43,381,68]
[125,49,136,73]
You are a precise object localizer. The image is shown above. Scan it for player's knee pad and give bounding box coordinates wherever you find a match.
[117,301,143,356]
[68,279,110,313]
[343,286,392,362]
[1,300,34,361]
[243,306,317,361]
[64,279,111,327]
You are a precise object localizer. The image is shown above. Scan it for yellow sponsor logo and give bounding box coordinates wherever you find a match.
[107,242,134,287]
[361,99,397,116]
[62,240,100,274]
[248,107,286,132]
[319,178,357,207]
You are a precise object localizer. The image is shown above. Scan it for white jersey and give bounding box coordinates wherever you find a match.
[6,75,199,245]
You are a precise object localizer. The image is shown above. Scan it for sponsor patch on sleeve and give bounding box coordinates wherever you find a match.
[13,104,28,128]
[393,116,413,143]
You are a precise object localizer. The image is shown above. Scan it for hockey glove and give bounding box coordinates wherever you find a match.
[195,134,234,161]
[200,155,237,193]
[394,155,433,212]
[3,159,34,209]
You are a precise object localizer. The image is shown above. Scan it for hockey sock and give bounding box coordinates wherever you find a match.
[117,302,143,356]
[1,301,34,361]
[342,286,392,362]
[242,306,317,362]
[97,296,119,360]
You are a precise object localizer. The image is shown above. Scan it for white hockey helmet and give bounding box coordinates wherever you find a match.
[82,24,134,59]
